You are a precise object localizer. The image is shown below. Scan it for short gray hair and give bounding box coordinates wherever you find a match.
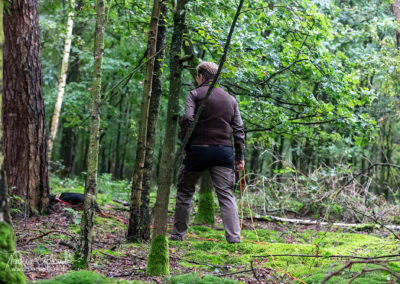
[196,62,218,80]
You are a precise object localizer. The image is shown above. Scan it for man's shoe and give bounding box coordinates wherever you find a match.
[169,234,184,241]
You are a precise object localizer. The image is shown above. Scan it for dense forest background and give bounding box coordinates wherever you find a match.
[2,0,400,282]
[43,0,399,205]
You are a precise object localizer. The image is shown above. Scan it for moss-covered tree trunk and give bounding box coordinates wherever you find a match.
[0,2,26,280]
[3,0,50,216]
[127,0,161,242]
[73,0,106,269]
[147,0,189,276]
[140,0,169,241]
[48,0,75,159]
[195,172,215,225]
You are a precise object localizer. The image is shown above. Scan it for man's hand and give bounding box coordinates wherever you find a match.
[235,160,245,171]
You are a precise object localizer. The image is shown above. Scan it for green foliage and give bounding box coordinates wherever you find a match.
[63,207,82,224]
[169,272,241,284]
[0,222,26,284]
[146,235,170,276]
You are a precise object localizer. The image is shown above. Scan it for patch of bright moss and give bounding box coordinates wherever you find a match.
[31,270,109,284]
[168,225,400,283]
[0,222,26,284]
[169,272,241,283]
[195,191,215,225]
[147,235,169,276]
[304,263,400,284]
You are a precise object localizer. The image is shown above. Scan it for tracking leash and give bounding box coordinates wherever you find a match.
[55,194,128,224]
[238,169,306,284]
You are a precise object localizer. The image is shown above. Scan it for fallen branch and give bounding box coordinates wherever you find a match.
[348,266,400,283]
[321,259,400,284]
[350,207,400,241]
[217,269,253,277]
[252,254,400,260]
[21,230,75,244]
[250,260,261,283]
[58,240,76,250]
[253,215,400,230]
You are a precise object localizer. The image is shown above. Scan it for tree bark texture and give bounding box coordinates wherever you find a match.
[0,0,10,225]
[128,0,161,242]
[74,0,106,268]
[140,0,169,241]
[152,0,189,238]
[3,0,49,216]
[48,0,75,158]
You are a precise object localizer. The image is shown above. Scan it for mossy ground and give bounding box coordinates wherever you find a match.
[169,224,400,283]
[12,175,400,283]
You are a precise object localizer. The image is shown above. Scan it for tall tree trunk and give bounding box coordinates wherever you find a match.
[147,0,189,275]
[60,117,74,178]
[73,0,106,269]
[181,29,216,225]
[119,102,131,179]
[3,0,49,216]
[0,0,10,226]
[113,96,123,179]
[48,0,75,159]
[249,134,262,182]
[140,0,169,241]
[127,0,161,242]
[60,1,84,176]
[195,171,215,225]
[0,3,27,280]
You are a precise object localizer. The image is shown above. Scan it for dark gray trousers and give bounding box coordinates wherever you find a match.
[171,165,241,243]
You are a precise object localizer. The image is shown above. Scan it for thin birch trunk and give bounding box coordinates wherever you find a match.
[127,0,160,242]
[48,0,75,158]
[73,0,106,269]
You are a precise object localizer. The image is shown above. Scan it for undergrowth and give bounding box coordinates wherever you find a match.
[31,173,400,283]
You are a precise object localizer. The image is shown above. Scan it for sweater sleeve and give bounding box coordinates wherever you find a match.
[179,90,196,142]
[232,101,245,160]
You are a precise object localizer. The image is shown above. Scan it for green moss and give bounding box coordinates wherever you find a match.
[304,263,400,284]
[146,235,169,276]
[195,191,215,225]
[169,272,241,283]
[0,222,26,284]
[31,270,110,284]
[354,223,377,232]
[72,250,87,270]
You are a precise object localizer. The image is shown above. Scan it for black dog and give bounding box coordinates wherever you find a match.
[50,192,85,205]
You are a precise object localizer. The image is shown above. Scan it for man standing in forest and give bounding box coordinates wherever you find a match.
[170,62,245,243]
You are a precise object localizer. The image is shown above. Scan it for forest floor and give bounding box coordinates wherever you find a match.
[11,181,400,284]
